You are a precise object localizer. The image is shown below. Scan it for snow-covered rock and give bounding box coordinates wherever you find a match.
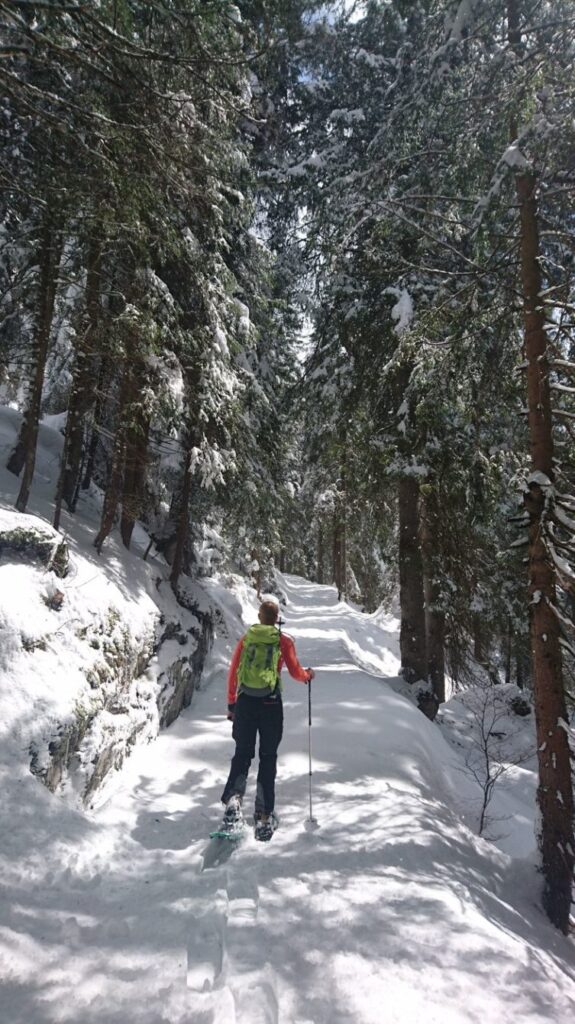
[0,509,69,576]
[0,408,215,807]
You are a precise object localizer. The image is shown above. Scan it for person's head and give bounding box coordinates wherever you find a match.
[258,598,279,626]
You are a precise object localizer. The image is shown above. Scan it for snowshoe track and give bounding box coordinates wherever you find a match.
[188,864,279,1023]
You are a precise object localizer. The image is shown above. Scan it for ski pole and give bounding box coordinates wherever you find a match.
[306,672,319,829]
[308,674,313,818]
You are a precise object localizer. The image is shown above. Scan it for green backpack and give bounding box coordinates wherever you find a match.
[238,624,281,693]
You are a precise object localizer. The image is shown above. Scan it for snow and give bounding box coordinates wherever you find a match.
[402,460,429,478]
[502,144,530,169]
[329,108,366,124]
[438,681,538,853]
[391,288,414,335]
[182,227,201,256]
[189,441,234,490]
[1,411,575,1022]
[548,542,575,582]
[1,562,575,1022]
[445,0,480,43]
[355,48,387,69]
[214,325,230,358]
[529,471,552,488]
[0,408,211,811]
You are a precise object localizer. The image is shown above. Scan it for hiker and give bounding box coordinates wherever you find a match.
[221,596,315,841]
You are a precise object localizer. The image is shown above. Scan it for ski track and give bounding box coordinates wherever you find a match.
[2,575,575,1023]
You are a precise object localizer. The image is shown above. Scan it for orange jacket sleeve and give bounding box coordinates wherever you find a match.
[279,633,310,683]
[227,637,244,706]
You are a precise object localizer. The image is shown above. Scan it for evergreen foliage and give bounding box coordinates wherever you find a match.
[1,0,574,933]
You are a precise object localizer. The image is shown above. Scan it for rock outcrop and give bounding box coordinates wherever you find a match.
[0,510,214,807]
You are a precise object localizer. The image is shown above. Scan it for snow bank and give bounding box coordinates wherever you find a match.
[0,407,217,807]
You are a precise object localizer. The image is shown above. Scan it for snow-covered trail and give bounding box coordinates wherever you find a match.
[2,575,575,1024]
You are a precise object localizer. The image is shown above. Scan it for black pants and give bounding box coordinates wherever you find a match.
[221,692,284,814]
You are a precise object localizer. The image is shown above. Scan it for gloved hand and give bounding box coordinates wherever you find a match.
[227,702,236,722]
[306,668,315,683]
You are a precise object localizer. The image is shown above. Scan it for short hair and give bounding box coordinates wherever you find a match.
[259,600,279,625]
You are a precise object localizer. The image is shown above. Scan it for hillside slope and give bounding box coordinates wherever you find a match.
[0,406,217,808]
[1,573,574,1024]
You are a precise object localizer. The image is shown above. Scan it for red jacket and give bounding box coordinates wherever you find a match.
[227,630,310,705]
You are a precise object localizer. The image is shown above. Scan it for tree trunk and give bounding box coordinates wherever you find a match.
[119,346,150,550]
[333,465,347,600]
[515,641,527,689]
[81,357,109,492]
[54,235,103,530]
[506,0,574,933]
[473,616,495,679]
[252,548,263,599]
[427,604,445,703]
[170,446,193,588]
[333,510,344,599]
[93,355,134,554]
[421,489,445,703]
[120,403,150,550]
[398,475,427,683]
[517,168,574,933]
[504,620,512,686]
[340,452,347,600]
[341,502,347,601]
[7,210,62,511]
[317,522,324,584]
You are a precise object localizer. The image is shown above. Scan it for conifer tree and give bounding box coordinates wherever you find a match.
[289,0,575,931]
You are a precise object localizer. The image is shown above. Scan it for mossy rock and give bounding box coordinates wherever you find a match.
[509,693,532,717]
[0,516,69,578]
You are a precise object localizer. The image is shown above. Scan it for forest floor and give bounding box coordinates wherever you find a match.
[1,563,575,1023]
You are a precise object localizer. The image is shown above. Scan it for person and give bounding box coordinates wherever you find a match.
[221,596,315,841]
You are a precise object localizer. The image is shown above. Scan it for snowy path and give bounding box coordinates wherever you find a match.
[2,575,575,1024]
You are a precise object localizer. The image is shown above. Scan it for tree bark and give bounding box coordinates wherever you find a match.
[119,344,151,550]
[515,641,528,690]
[7,210,63,511]
[170,446,193,588]
[93,354,134,554]
[120,401,150,550]
[398,475,427,683]
[504,620,512,686]
[427,605,445,703]
[340,452,347,600]
[506,0,574,933]
[251,548,263,599]
[54,235,103,530]
[517,169,574,934]
[473,615,495,679]
[333,510,344,599]
[317,522,324,585]
[333,462,347,599]
[421,489,445,703]
[340,501,347,600]
[81,357,109,492]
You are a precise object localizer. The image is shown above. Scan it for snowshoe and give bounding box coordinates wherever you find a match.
[222,794,242,826]
[254,812,278,843]
[210,796,245,841]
